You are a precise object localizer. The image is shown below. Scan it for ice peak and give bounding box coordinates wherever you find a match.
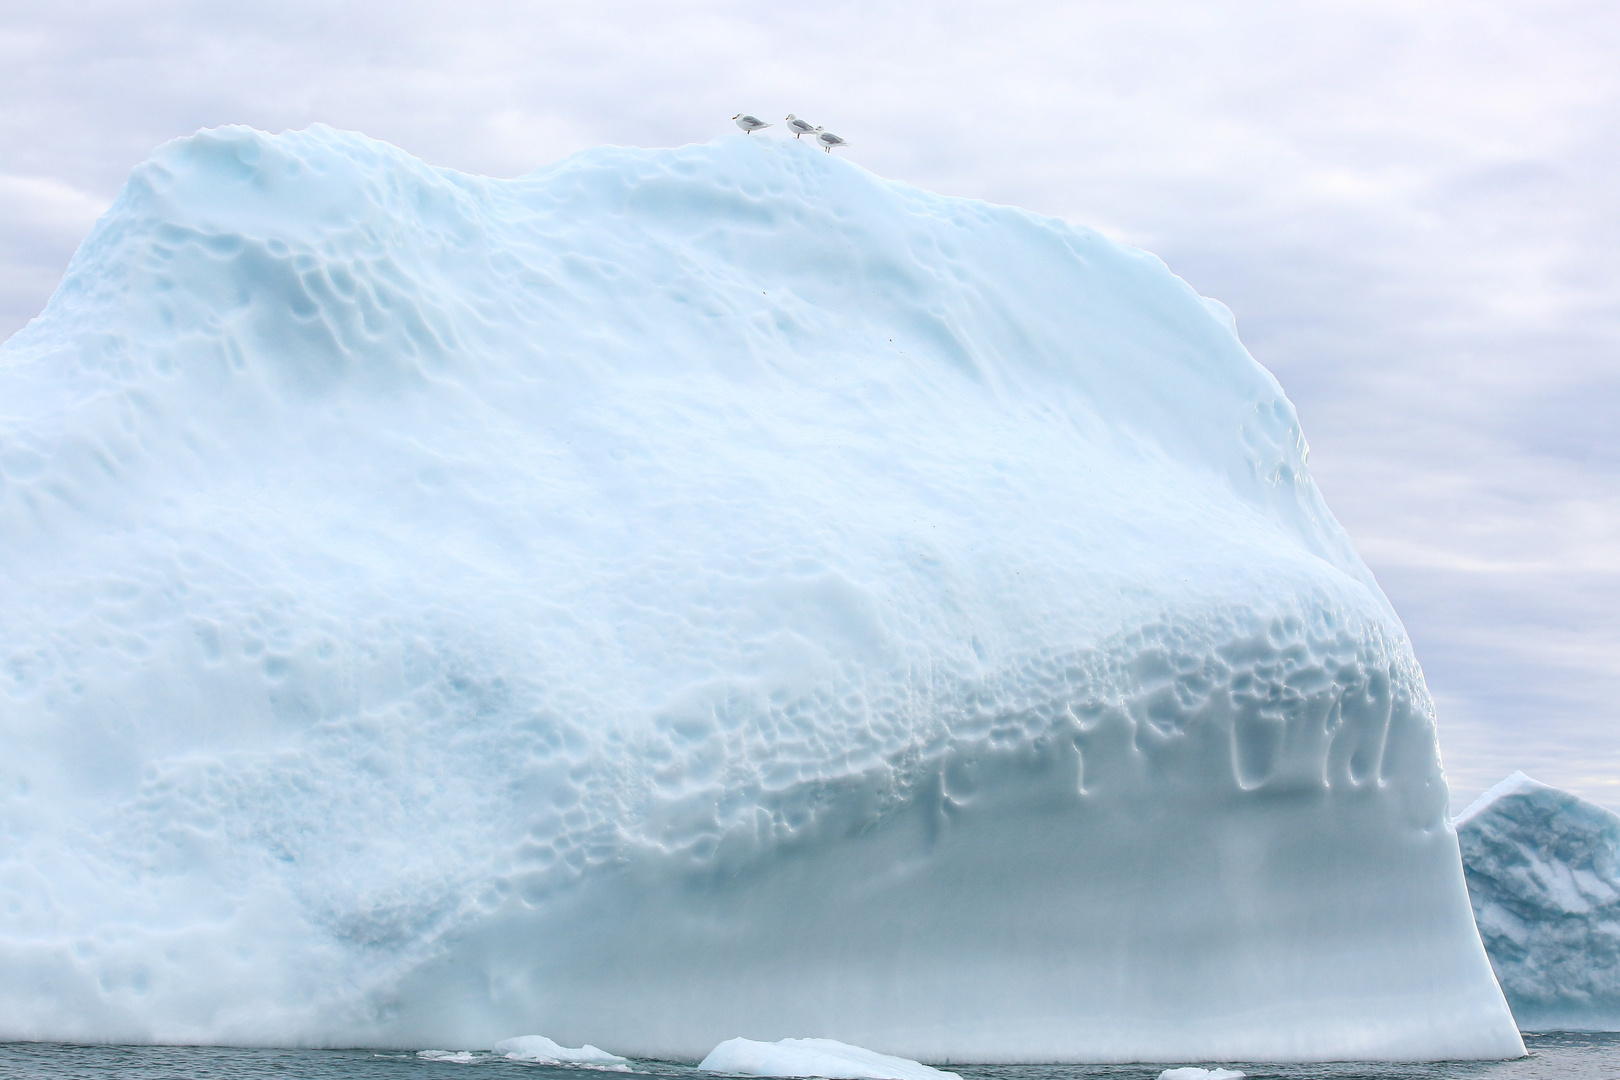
[1454,770,1551,826]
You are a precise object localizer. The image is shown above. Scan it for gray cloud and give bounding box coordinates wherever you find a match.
[2,0,1616,808]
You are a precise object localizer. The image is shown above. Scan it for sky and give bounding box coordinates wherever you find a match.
[1,0,1615,810]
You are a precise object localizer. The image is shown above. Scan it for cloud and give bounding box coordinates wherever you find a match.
[1,0,1616,807]
[0,174,109,333]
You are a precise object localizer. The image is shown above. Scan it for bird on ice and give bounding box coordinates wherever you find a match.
[733,114,771,134]
[816,130,848,153]
[785,114,819,139]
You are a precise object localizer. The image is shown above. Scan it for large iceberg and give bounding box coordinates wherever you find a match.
[1457,772,1620,1030]
[0,125,1520,1060]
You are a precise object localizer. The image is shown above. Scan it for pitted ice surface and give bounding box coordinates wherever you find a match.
[0,126,1519,1060]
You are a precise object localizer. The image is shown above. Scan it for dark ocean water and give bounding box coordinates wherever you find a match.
[1,1035,1616,1080]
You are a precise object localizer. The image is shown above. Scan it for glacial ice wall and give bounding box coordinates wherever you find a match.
[0,125,1521,1060]
[1458,772,1620,1031]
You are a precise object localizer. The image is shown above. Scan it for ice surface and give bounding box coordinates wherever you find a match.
[494,1035,630,1066]
[1159,1069,1246,1080]
[1457,772,1620,1030]
[0,124,1520,1061]
[700,1037,959,1080]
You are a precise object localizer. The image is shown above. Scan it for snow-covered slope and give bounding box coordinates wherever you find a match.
[1457,772,1620,1031]
[0,125,1520,1060]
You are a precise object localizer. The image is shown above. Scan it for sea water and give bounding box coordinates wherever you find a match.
[1,1036,1615,1080]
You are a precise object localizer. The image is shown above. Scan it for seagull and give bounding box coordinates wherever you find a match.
[733,114,771,134]
[816,130,848,153]
[785,114,819,139]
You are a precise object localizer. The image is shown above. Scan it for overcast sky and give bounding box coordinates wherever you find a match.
[2,0,1615,810]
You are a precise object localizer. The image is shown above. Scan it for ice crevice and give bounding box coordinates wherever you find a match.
[0,124,1520,1060]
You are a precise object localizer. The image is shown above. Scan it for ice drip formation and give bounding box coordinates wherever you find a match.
[0,126,1523,1060]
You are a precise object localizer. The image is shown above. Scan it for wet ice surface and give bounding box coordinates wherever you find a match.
[1,1035,1616,1080]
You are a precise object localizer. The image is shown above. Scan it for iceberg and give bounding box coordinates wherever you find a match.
[417,1050,489,1063]
[1159,1070,1246,1080]
[0,124,1521,1060]
[494,1035,631,1067]
[699,1037,958,1080]
[1457,772,1620,1030]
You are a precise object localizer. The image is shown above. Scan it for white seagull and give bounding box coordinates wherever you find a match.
[732,114,771,134]
[785,114,819,139]
[816,130,848,153]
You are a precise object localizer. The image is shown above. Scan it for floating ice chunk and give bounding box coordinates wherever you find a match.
[1457,772,1620,1030]
[417,1050,489,1063]
[699,1037,960,1080]
[1159,1069,1246,1080]
[495,1035,632,1068]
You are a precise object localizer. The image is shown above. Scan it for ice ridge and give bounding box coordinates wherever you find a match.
[1458,772,1620,1030]
[0,125,1520,1060]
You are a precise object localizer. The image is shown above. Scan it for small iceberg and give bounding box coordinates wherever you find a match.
[1455,771,1620,1030]
[1159,1069,1246,1080]
[494,1035,632,1069]
[417,1050,489,1064]
[699,1037,961,1080]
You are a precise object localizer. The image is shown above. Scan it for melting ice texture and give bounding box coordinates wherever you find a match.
[1458,773,1620,1031]
[0,125,1520,1061]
